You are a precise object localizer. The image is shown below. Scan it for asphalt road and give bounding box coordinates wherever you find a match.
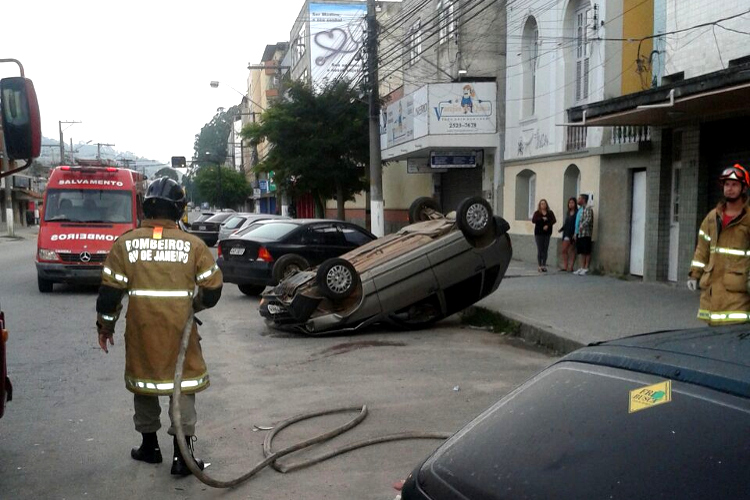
[0,234,555,499]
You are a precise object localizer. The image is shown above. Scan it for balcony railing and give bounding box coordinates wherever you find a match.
[611,125,651,145]
[566,126,587,151]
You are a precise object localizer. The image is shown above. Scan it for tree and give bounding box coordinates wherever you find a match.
[193,105,240,167]
[241,80,368,219]
[154,167,179,181]
[194,165,250,209]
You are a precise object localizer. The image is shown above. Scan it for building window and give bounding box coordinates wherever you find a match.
[522,16,540,117]
[294,26,306,65]
[408,20,422,65]
[515,169,537,221]
[439,0,455,45]
[575,2,592,102]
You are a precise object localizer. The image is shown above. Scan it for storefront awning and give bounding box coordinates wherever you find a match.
[568,61,750,127]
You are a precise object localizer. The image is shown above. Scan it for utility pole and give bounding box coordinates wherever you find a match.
[58,120,81,165]
[367,0,384,237]
[96,143,115,161]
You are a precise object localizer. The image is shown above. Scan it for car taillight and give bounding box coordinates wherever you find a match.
[217,244,222,258]
[257,247,273,262]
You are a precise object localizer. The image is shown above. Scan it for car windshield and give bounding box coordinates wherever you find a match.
[44,189,133,224]
[421,362,750,499]
[223,216,246,229]
[240,222,297,241]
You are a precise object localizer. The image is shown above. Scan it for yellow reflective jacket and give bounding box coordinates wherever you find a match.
[689,203,750,325]
[97,219,223,395]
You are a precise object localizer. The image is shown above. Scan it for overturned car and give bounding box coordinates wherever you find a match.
[259,196,512,335]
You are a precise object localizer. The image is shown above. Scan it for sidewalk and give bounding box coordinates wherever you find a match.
[478,260,705,354]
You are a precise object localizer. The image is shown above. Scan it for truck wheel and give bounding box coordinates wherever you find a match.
[316,258,359,301]
[272,254,310,284]
[457,196,493,239]
[408,197,441,224]
[238,284,265,296]
[38,276,53,293]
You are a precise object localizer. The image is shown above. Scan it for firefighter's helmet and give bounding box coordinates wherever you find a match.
[719,164,750,188]
[143,177,187,221]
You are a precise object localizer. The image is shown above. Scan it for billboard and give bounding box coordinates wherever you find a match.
[385,86,428,148]
[429,82,497,135]
[309,3,367,87]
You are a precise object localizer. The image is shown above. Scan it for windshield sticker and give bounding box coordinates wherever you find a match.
[629,380,672,413]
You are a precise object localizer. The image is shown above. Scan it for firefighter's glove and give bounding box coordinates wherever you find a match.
[96,321,115,354]
[687,279,698,291]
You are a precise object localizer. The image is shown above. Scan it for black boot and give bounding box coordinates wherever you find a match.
[131,432,162,464]
[171,435,205,476]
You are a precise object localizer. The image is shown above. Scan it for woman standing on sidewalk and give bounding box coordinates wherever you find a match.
[559,197,578,272]
[532,199,556,272]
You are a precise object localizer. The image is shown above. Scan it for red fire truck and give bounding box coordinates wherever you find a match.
[0,60,42,418]
[35,161,145,292]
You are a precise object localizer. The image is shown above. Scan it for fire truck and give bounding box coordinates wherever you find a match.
[35,160,145,292]
[0,59,42,418]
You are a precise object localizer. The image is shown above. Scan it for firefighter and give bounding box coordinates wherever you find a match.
[96,177,223,476]
[688,164,750,325]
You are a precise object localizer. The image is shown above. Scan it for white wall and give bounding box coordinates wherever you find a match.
[664,0,750,79]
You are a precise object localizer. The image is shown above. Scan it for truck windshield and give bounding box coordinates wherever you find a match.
[44,189,133,224]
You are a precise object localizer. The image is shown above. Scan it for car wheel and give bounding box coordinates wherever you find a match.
[38,276,53,293]
[272,254,310,284]
[316,258,359,301]
[457,196,493,239]
[408,197,442,224]
[388,297,443,329]
[238,284,265,296]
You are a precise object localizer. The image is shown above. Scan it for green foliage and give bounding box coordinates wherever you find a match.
[193,105,240,166]
[241,80,368,216]
[194,165,250,209]
[154,167,179,181]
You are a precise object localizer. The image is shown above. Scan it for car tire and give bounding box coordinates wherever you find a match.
[272,254,310,284]
[316,258,359,301]
[38,276,53,293]
[457,196,493,239]
[238,284,265,296]
[408,197,442,224]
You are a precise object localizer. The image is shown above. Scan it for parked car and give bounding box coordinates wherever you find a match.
[188,210,235,247]
[0,300,11,419]
[218,219,376,296]
[217,213,288,242]
[259,196,512,335]
[400,326,750,500]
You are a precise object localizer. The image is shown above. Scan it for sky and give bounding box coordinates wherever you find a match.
[3,0,306,166]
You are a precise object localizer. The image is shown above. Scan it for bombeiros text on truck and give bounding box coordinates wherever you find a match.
[36,159,145,292]
[0,58,43,419]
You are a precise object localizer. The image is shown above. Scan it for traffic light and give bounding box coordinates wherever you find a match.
[171,156,187,169]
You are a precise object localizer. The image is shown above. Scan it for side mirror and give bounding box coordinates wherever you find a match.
[1,77,41,160]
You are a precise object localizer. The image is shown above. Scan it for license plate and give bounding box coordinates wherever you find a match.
[267,304,283,315]
[229,247,245,256]
[199,225,207,230]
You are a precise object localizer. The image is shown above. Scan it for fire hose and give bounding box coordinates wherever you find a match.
[170,314,451,489]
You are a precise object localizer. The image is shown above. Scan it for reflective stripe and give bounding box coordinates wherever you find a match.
[125,373,209,394]
[197,264,219,282]
[699,229,711,242]
[101,314,116,321]
[698,309,748,322]
[103,266,128,283]
[691,260,706,268]
[128,290,193,298]
[714,247,747,257]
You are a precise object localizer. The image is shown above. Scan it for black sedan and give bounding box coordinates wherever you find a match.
[401,326,750,500]
[188,211,235,246]
[217,219,376,296]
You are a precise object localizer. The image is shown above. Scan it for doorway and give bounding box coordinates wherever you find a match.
[630,170,646,276]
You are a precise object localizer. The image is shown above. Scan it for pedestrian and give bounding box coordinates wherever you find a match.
[688,164,750,325]
[558,197,578,272]
[573,194,594,275]
[531,199,556,272]
[95,177,223,476]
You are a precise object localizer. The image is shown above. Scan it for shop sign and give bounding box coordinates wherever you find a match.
[430,150,483,169]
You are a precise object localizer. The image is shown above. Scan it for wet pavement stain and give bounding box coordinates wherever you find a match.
[316,340,407,357]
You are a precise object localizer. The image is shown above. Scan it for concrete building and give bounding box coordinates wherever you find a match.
[568,1,750,282]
